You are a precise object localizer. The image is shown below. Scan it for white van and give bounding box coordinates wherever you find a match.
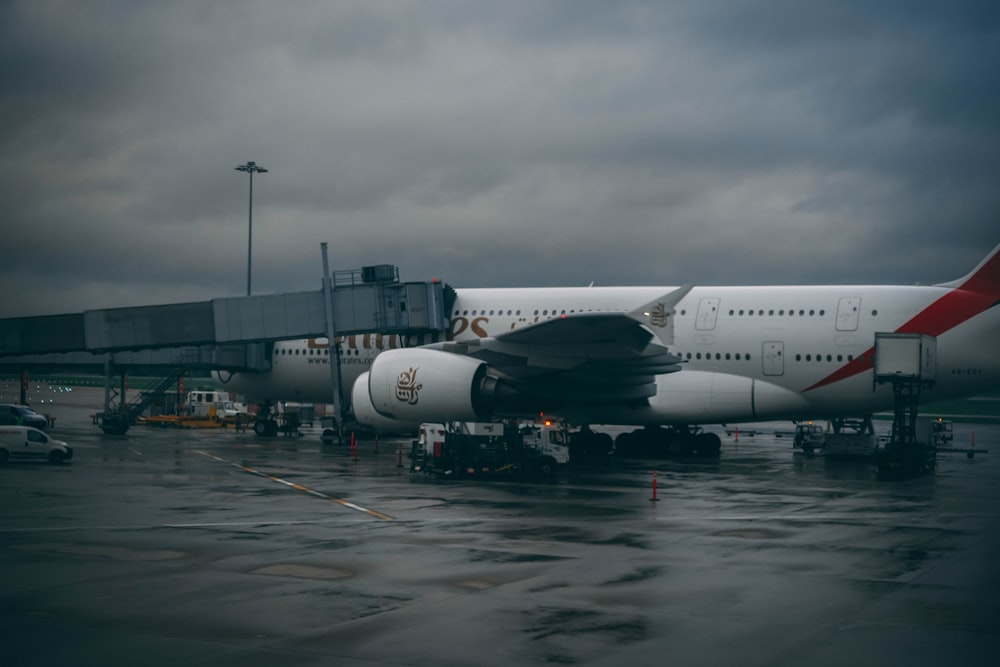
[185,390,247,419]
[0,426,73,464]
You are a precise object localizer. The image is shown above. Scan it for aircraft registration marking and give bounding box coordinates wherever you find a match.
[194,450,394,521]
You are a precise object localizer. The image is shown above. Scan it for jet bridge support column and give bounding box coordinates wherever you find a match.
[872,333,937,477]
[99,357,131,435]
[321,243,344,444]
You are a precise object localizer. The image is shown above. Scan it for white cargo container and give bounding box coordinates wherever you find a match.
[874,333,937,380]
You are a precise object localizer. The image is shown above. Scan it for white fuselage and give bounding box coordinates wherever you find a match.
[219,281,1000,426]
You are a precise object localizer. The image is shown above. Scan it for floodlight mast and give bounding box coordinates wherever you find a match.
[234,161,268,296]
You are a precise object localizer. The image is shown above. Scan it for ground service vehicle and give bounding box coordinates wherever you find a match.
[411,420,570,478]
[931,419,954,447]
[0,404,48,430]
[0,426,73,464]
[793,423,826,454]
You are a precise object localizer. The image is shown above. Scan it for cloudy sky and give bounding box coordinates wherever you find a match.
[1,1,997,318]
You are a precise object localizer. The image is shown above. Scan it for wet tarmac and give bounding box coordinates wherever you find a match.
[2,386,999,666]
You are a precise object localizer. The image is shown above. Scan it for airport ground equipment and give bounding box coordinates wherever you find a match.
[97,361,189,435]
[872,333,938,476]
[792,422,826,455]
[410,420,570,478]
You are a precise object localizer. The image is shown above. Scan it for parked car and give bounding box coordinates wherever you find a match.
[0,404,49,430]
[0,426,73,464]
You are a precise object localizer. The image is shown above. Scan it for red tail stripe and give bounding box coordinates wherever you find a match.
[806,287,998,392]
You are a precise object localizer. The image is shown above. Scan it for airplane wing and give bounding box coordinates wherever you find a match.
[426,286,692,402]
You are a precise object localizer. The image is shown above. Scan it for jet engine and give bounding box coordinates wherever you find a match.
[346,375,420,434]
[361,348,497,422]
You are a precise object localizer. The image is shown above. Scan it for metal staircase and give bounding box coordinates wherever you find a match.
[99,362,189,435]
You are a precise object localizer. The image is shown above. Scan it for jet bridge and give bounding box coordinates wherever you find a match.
[0,276,447,360]
[0,248,452,434]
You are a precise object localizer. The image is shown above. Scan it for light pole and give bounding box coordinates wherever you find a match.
[234,161,268,296]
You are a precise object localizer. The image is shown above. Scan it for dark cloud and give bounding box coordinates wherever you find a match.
[0,0,997,318]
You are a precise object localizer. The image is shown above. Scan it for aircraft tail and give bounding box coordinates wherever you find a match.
[937,243,1000,297]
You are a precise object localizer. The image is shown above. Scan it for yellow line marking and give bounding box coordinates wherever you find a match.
[194,450,394,521]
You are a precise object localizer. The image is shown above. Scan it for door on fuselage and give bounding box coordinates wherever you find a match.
[695,297,720,330]
[762,341,784,376]
[836,297,861,332]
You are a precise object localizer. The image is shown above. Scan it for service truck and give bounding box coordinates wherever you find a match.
[411,420,570,478]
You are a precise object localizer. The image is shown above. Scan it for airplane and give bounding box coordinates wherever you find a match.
[218,243,1000,454]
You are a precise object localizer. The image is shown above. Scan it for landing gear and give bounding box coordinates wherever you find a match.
[569,427,614,460]
[615,426,721,459]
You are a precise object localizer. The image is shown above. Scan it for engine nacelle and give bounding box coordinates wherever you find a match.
[363,348,493,422]
[350,372,422,434]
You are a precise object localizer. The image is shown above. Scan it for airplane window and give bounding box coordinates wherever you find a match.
[769,310,774,316]
[809,310,815,316]
[725,353,731,360]
[827,355,832,361]
[748,310,753,316]
[758,310,763,316]
[746,354,751,360]
[735,353,741,360]
[871,310,878,316]
[806,354,812,361]
[848,354,854,361]
[796,354,801,361]
[716,353,722,360]
[779,310,784,315]
[739,309,744,316]
[820,310,825,316]
[837,355,843,362]
[534,310,539,316]
[696,353,702,360]
[489,310,494,315]
[729,309,735,316]
[516,310,521,315]
[680,310,687,316]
